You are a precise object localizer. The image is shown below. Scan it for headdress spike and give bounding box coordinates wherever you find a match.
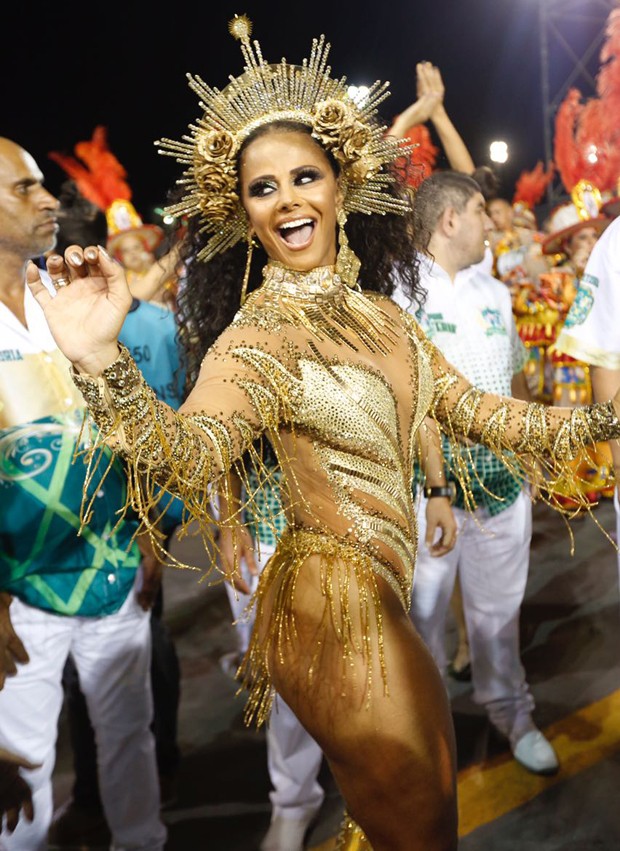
[228,14,252,43]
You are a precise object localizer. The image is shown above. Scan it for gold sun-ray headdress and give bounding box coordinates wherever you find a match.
[156,14,412,262]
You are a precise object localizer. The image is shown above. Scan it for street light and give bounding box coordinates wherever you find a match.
[347,85,370,106]
[489,140,509,164]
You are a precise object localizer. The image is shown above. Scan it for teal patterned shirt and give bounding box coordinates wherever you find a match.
[0,410,140,616]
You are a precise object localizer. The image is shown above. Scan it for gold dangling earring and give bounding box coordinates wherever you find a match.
[240,232,256,305]
[335,209,361,290]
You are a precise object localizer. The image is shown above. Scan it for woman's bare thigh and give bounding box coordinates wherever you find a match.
[266,560,458,850]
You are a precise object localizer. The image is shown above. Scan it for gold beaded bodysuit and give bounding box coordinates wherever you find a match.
[74,261,620,730]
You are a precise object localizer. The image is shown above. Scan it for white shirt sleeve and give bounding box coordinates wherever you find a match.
[555,217,620,368]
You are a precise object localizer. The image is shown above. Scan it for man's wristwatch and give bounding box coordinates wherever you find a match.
[423,483,456,503]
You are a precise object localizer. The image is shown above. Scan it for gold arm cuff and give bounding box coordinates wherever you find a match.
[558,400,620,458]
[72,343,142,407]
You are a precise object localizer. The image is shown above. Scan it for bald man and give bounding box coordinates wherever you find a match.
[0,137,165,850]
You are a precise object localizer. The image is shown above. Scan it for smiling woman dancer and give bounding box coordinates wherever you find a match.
[26,16,620,851]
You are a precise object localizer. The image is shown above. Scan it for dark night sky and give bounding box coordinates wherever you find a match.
[2,0,608,222]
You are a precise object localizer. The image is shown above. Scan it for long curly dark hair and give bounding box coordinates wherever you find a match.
[171,121,423,388]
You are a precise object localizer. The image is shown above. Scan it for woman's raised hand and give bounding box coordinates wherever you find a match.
[26,245,132,376]
[416,62,445,119]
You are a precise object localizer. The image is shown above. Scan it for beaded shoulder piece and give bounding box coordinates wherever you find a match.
[239,262,400,356]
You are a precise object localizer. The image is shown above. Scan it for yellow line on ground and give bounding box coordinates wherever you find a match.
[309,838,338,851]
[458,689,620,837]
[309,691,620,847]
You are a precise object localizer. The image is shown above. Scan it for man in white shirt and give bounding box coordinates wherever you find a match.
[555,213,620,575]
[394,170,559,776]
[0,137,166,849]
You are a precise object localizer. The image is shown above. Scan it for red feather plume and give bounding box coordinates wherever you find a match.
[398,124,439,188]
[553,88,620,193]
[598,9,620,120]
[49,126,132,211]
[513,161,554,208]
[553,7,620,194]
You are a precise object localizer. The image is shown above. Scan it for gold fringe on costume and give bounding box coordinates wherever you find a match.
[409,324,620,551]
[237,526,386,728]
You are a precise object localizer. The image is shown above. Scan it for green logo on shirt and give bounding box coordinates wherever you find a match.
[481,308,508,336]
[426,313,456,335]
[580,272,599,288]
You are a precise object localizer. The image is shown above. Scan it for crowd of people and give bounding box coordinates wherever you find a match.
[1,11,620,851]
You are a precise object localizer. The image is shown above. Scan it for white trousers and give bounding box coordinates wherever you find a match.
[411,489,535,742]
[0,584,166,851]
[224,545,324,820]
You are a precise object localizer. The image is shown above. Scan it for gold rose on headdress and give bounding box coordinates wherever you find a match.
[193,129,241,224]
[312,100,354,146]
[340,122,372,159]
[197,129,236,163]
[195,163,240,224]
[313,102,377,186]
[345,155,382,186]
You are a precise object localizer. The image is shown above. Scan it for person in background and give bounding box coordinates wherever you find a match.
[555,212,620,577]
[538,79,613,462]
[389,62,478,682]
[487,195,550,283]
[106,200,181,311]
[541,192,608,282]
[540,184,614,507]
[387,62,475,177]
[0,135,166,850]
[49,127,181,311]
[393,170,560,777]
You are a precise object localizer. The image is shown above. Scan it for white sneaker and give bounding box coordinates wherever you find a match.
[512,730,559,775]
[259,813,311,851]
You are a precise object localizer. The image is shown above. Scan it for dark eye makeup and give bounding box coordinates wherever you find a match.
[248,179,276,198]
[247,166,323,198]
[295,166,322,184]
